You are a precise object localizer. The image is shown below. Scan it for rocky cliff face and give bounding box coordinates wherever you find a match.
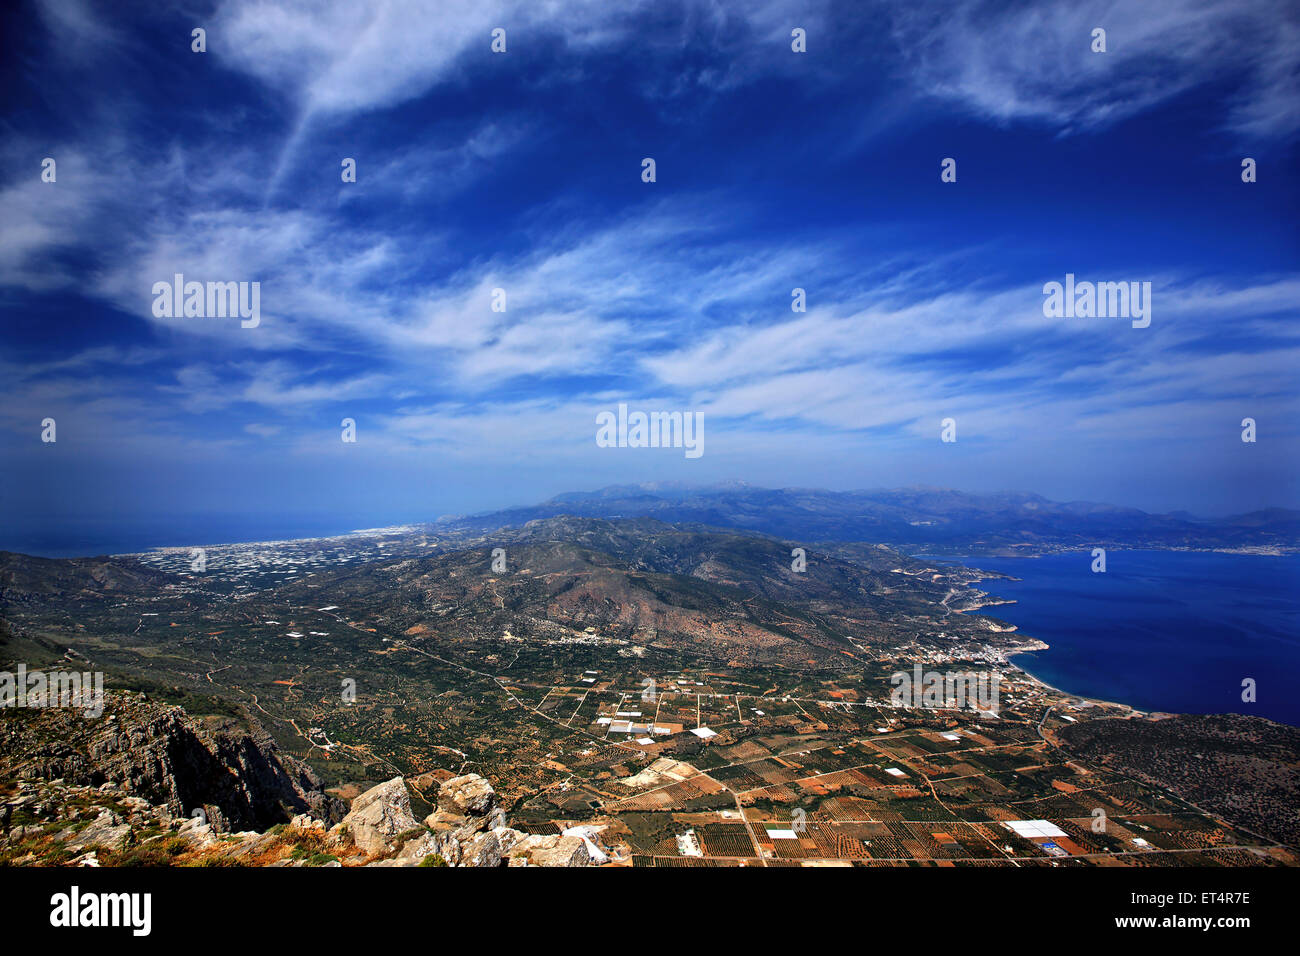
[0,691,344,832]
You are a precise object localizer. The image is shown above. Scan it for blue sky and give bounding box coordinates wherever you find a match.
[1,0,1298,553]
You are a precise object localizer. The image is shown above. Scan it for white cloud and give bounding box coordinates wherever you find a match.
[886,0,1300,139]
[210,0,827,118]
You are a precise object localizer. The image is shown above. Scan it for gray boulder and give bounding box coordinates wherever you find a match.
[342,777,419,855]
[507,833,594,867]
[436,774,496,816]
[66,810,131,853]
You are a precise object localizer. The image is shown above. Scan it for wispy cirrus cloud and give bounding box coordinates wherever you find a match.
[885,0,1300,139]
[2,0,1296,528]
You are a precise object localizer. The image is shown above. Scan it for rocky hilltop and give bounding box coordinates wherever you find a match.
[0,693,609,867]
[1,691,342,833]
[340,773,610,867]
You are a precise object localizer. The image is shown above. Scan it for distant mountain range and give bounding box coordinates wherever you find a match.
[431,484,1300,555]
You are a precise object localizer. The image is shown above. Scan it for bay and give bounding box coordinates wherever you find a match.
[950,550,1300,727]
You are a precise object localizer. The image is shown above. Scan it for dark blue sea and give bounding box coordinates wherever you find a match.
[945,551,1300,727]
[0,514,387,558]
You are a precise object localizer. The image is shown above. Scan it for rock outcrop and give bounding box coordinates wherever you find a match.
[508,834,593,867]
[353,773,607,867]
[0,691,344,832]
[1,697,611,867]
[341,777,419,854]
[437,773,497,816]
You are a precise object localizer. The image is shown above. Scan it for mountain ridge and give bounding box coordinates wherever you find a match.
[430,485,1300,555]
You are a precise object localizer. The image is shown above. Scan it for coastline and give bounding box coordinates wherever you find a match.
[951,555,1148,713]
[950,549,1300,726]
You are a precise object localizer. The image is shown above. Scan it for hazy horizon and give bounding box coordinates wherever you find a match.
[4,479,1295,559]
